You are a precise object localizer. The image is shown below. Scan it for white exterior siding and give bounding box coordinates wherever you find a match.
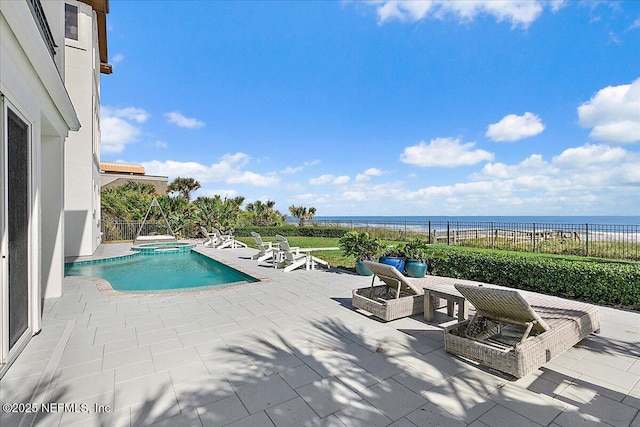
[64,0,102,257]
[0,0,79,376]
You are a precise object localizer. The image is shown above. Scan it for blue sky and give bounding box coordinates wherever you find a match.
[101,0,640,217]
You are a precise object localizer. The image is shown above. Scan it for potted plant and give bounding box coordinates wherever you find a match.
[338,231,382,276]
[378,244,406,273]
[403,238,446,277]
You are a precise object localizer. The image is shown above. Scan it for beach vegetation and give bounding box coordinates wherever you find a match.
[241,200,286,226]
[167,177,201,201]
[288,205,317,226]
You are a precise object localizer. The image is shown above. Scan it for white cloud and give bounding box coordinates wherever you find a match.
[155,140,168,149]
[628,18,640,31]
[400,137,494,167]
[165,111,205,129]
[371,0,558,29]
[472,144,640,190]
[309,174,350,185]
[104,106,149,123]
[112,53,125,64]
[100,106,150,154]
[281,159,321,175]
[309,174,335,186]
[552,144,627,168]
[355,167,385,182]
[578,78,640,143]
[486,112,545,142]
[291,142,640,215]
[141,152,279,187]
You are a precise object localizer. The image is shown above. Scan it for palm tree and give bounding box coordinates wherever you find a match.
[167,177,201,201]
[244,200,284,226]
[288,205,317,226]
[194,195,245,232]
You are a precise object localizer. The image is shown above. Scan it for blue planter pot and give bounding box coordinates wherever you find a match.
[405,260,428,278]
[378,256,405,273]
[355,260,373,276]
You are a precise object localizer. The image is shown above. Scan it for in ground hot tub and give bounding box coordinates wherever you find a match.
[131,242,196,254]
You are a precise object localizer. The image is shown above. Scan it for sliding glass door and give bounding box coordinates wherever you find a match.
[1,100,31,368]
[7,109,29,350]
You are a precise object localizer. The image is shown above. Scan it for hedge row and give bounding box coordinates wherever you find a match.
[234,226,348,238]
[427,248,640,308]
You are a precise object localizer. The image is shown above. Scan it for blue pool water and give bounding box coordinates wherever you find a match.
[131,242,195,254]
[64,251,259,292]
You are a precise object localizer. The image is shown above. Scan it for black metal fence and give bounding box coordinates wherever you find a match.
[102,219,640,261]
[101,220,172,242]
[313,219,640,261]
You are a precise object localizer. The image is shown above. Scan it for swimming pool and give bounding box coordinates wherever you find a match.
[64,251,259,292]
[131,242,195,254]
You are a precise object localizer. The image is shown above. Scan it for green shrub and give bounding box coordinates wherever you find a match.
[235,226,348,238]
[338,231,382,261]
[428,248,640,308]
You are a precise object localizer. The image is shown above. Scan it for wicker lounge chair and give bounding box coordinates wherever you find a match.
[444,283,601,378]
[352,261,429,321]
[250,232,278,262]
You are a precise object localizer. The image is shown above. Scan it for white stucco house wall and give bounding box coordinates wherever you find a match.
[0,0,81,376]
[64,0,111,257]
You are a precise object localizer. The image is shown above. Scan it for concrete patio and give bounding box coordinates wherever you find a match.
[2,242,640,427]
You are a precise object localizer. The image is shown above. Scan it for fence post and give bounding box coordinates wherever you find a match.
[446,221,450,246]
[428,220,432,244]
[585,223,589,257]
[533,222,536,252]
[490,222,494,249]
[404,221,407,241]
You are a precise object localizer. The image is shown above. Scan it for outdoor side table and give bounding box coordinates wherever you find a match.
[423,283,469,322]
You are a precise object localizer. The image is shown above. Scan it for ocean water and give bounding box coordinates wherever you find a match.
[307,216,640,226]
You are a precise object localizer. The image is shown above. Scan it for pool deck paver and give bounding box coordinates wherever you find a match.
[2,241,640,426]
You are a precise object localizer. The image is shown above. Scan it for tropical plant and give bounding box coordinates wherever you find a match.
[288,205,317,226]
[380,243,406,258]
[193,195,245,233]
[338,231,382,261]
[158,194,199,238]
[167,176,201,201]
[403,238,447,262]
[101,181,157,220]
[243,200,285,226]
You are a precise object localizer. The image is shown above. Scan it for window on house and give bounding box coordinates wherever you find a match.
[65,4,78,40]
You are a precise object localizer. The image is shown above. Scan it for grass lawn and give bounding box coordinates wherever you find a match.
[236,236,353,269]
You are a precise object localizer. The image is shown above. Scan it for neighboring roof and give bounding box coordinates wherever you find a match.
[100,162,145,175]
[79,0,112,74]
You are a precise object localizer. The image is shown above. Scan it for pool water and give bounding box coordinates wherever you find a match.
[65,251,259,292]
[131,242,195,254]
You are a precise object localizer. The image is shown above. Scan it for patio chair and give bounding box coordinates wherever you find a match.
[274,235,330,272]
[212,227,248,249]
[354,261,428,321]
[250,232,278,262]
[200,226,221,248]
[444,283,601,378]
